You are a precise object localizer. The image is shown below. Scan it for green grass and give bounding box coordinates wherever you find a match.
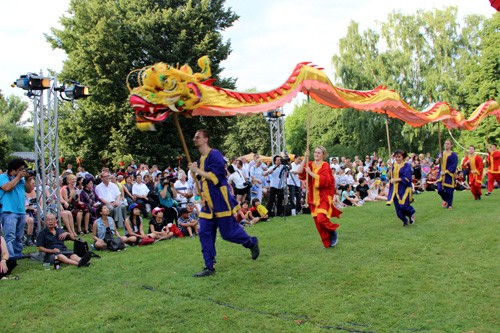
[1,191,498,332]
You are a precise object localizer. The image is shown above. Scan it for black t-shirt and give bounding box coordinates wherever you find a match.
[413,165,422,179]
[36,227,68,250]
[149,217,166,232]
[356,184,370,200]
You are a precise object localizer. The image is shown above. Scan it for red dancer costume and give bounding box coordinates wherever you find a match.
[461,147,484,200]
[299,147,342,248]
[486,144,500,195]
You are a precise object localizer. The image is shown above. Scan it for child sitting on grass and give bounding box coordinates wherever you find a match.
[178,208,199,238]
[235,200,255,226]
[249,198,269,224]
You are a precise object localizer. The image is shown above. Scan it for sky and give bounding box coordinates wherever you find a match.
[0,0,496,113]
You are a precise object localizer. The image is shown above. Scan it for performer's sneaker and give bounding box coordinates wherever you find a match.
[409,214,415,225]
[193,267,215,277]
[442,201,447,208]
[329,230,339,247]
[485,192,491,196]
[250,238,260,260]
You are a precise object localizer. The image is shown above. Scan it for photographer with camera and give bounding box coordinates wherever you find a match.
[264,155,287,217]
[287,156,303,215]
[0,159,34,259]
[158,176,179,225]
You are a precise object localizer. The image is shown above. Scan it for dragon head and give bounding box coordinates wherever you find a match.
[128,56,211,130]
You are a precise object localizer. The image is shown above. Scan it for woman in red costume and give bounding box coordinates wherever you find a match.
[461,145,484,200]
[298,146,342,248]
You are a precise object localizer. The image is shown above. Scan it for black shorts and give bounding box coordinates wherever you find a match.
[44,250,75,263]
[234,187,248,195]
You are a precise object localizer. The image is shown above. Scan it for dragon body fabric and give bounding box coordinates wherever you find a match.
[128,56,500,131]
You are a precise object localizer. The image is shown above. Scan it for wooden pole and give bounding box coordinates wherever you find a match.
[438,122,442,154]
[384,112,391,157]
[305,91,311,206]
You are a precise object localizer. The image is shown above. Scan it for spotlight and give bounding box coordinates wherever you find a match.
[12,73,51,91]
[264,110,284,118]
[64,83,90,100]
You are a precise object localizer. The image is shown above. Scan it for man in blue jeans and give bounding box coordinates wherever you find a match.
[0,159,34,259]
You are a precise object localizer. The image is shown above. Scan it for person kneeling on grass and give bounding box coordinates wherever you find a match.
[249,198,269,224]
[92,205,136,250]
[124,203,155,244]
[149,207,174,241]
[177,208,199,238]
[36,213,91,268]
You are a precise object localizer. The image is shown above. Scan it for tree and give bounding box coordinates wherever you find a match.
[47,0,239,173]
[221,114,271,157]
[0,94,32,167]
[287,7,495,160]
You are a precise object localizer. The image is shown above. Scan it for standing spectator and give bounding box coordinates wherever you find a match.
[249,158,265,202]
[330,157,341,174]
[95,171,127,227]
[287,156,303,214]
[188,129,259,277]
[0,159,34,259]
[264,155,286,217]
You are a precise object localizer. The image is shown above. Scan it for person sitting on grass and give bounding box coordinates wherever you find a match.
[124,203,155,243]
[148,207,174,241]
[1,235,18,279]
[92,205,136,250]
[186,202,199,225]
[341,184,363,206]
[249,198,269,224]
[177,208,199,238]
[235,200,255,226]
[36,213,91,268]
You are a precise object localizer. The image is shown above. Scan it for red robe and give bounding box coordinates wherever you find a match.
[462,154,483,199]
[486,150,500,192]
[299,161,342,248]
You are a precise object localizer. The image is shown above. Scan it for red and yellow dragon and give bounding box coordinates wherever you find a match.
[128,56,500,131]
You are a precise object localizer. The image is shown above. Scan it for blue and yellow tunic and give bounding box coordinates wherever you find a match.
[387,162,412,205]
[437,151,458,188]
[197,148,240,219]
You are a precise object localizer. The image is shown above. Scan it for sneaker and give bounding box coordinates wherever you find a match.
[329,230,338,247]
[193,267,215,277]
[250,238,260,260]
[409,214,415,225]
[485,192,491,196]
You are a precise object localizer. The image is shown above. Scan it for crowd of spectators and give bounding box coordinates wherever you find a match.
[1,145,498,275]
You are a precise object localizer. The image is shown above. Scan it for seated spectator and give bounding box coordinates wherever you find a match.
[341,184,363,206]
[0,235,18,279]
[186,202,199,223]
[79,178,100,233]
[177,208,199,238]
[378,161,388,182]
[455,170,470,191]
[355,178,370,201]
[235,200,255,226]
[132,175,151,217]
[61,174,86,235]
[24,176,37,246]
[92,205,136,250]
[149,207,174,241]
[174,171,194,207]
[426,168,438,191]
[124,203,155,243]
[95,171,127,228]
[250,198,269,223]
[36,213,91,268]
[365,178,388,201]
[122,175,135,206]
[158,175,179,225]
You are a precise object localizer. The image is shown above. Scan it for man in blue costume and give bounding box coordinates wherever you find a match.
[437,139,458,209]
[188,129,259,277]
[386,150,415,227]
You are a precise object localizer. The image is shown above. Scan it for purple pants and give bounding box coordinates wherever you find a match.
[199,215,256,269]
[437,183,454,208]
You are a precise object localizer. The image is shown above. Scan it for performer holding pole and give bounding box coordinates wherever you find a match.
[461,145,484,200]
[485,143,500,196]
[188,129,259,277]
[386,150,416,227]
[297,146,342,248]
[436,139,458,209]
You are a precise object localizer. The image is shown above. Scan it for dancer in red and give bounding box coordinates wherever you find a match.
[461,145,484,200]
[485,143,500,196]
[298,146,342,248]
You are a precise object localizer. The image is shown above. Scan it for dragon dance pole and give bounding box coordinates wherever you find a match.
[173,114,201,196]
[384,111,392,157]
[305,91,311,206]
[438,122,442,154]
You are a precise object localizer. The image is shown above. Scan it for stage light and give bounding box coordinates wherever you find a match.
[64,84,90,100]
[264,110,284,119]
[12,73,50,91]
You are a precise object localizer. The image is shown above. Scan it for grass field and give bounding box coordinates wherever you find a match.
[0,190,498,332]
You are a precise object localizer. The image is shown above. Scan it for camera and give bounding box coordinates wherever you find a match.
[26,169,36,177]
[281,154,291,167]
